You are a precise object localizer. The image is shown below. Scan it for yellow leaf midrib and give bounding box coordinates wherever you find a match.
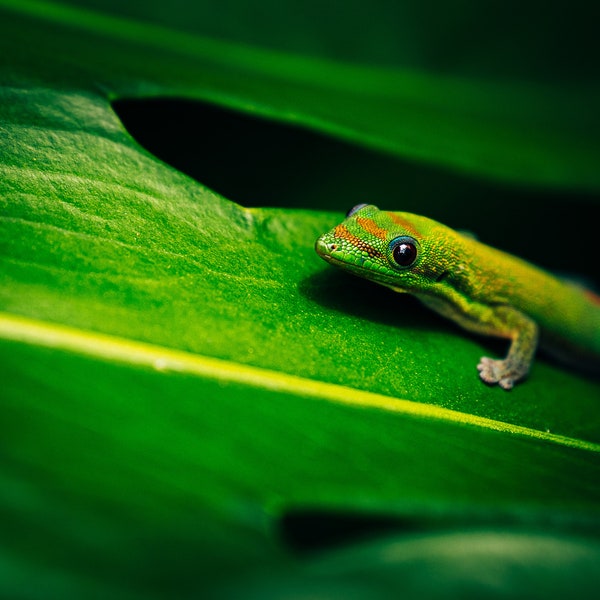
[2,311,599,454]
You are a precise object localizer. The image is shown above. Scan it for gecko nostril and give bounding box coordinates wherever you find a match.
[328,244,338,251]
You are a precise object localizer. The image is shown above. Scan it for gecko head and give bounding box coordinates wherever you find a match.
[315,204,448,291]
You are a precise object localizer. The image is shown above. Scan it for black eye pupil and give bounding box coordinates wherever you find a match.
[392,242,417,266]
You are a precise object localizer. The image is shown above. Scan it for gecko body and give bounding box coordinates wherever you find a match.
[315,204,600,389]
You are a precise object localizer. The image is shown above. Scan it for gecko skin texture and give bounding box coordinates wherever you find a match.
[315,204,600,390]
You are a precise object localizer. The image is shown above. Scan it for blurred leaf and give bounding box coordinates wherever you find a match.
[2,331,600,597]
[220,530,600,599]
[1,0,600,189]
[48,0,600,84]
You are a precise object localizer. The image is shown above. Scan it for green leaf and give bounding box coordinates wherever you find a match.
[1,1,600,598]
[223,531,600,599]
[2,0,600,189]
[2,327,600,596]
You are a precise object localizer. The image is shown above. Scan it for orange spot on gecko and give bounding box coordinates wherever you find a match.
[585,289,600,306]
[388,213,422,239]
[356,217,388,241]
[334,224,384,259]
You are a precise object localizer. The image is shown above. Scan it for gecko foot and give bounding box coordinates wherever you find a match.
[477,356,528,391]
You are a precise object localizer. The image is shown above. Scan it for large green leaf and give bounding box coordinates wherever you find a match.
[2,0,600,189]
[1,0,599,598]
[2,330,600,597]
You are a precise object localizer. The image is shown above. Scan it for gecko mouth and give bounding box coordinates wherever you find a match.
[315,238,343,264]
[316,238,404,288]
[315,237,332,255]
[315,238,359,269]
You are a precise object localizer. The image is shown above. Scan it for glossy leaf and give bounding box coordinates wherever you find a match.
[1,0,600,189]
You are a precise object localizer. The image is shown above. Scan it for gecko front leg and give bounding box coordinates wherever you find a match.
[418,295,539,390]
[476,306,539,390]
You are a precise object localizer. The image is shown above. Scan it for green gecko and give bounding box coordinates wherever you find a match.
[315,204,600,390]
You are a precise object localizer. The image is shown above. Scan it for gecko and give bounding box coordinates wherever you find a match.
[315,203,600,390]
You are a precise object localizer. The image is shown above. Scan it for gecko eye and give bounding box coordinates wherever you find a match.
[388,236,418,268]
[345,203,374,218]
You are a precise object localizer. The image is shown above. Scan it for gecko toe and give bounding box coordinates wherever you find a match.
[477,356,525,390]
[477,356,501,383]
